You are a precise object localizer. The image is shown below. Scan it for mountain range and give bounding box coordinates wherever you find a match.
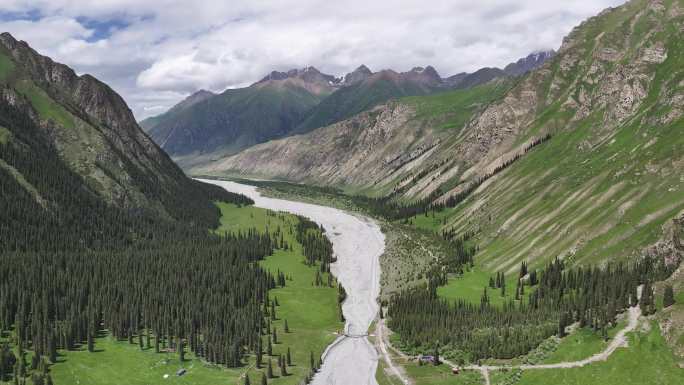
[196,0,684,270]
[141,50,554,166]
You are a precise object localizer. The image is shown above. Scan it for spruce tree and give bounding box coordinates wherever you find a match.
[267,359,274,378]
[310,351,315,370]
[284,319,289,333]
[280,355,288,376]
[244,374,250,385]
[640,281,653,315]
[529,270,538,286]
[480,287,489,307]
[261,372,267,385]
[519,261,528,278]
[286,347,292,366]
[558,312,567,337]
[256,338,263,368]
[272,327,278,344]
[663,285,675,308]
[267,337,273,356]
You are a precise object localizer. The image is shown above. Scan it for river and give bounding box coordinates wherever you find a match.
[199,179,385,385]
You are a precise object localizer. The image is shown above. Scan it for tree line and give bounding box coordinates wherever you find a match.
[295,216,335,271]
[388,256,674,361]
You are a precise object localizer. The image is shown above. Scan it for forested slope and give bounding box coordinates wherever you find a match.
[0,32,315,385]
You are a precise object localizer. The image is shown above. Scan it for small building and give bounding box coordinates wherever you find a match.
[419,355,435,364]
[452,367,460,375]
[176,369,187,377]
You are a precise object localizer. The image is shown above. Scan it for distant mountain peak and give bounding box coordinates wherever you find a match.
[404,65,442,85]
[257,66,339,85]
[503,49,556,76]
[343,64,373,85]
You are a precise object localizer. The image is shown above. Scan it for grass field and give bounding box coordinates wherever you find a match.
[404,362,482,385]
[402,208,454,233]
[36,202,342,385]
[540,322,622,364]
[514,323,683,385]
[436,266,525,307]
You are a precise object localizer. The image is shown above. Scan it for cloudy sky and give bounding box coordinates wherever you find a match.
[0,0,625,120]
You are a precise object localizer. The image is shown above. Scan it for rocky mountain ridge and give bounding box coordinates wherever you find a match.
[0,32,223,222]
[143,50,554,163]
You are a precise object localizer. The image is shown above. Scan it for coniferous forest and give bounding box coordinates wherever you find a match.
[295,216,335,271]
[0,99,283,382]
[388,256,673,361]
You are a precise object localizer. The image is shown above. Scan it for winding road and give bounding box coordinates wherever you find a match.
[201,179,385,385]
[443,305,642,385]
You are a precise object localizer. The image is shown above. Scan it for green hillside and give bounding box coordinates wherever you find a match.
[144,70,335,164]
[296,76,439,133]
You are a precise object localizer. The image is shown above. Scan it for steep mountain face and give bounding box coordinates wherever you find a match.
[0,32,226,226]
[140,89,214,132]
[142,66,336,166]
[197,0,684,268]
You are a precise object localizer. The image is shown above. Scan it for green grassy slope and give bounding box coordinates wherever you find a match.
[297,77,437,133]
[513,323,682,385]
[148,81,329,160]
[0,51,14,80]
[397,0,684,272]
[15,80,75,129]
[402,80,512,132]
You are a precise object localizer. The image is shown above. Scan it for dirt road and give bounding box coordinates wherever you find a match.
[444,304,643,385]
[375,318,412,385]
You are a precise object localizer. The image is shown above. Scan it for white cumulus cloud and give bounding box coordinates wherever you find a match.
[0,0,626,119]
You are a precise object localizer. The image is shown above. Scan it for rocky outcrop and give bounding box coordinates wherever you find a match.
[644,210,684,266]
